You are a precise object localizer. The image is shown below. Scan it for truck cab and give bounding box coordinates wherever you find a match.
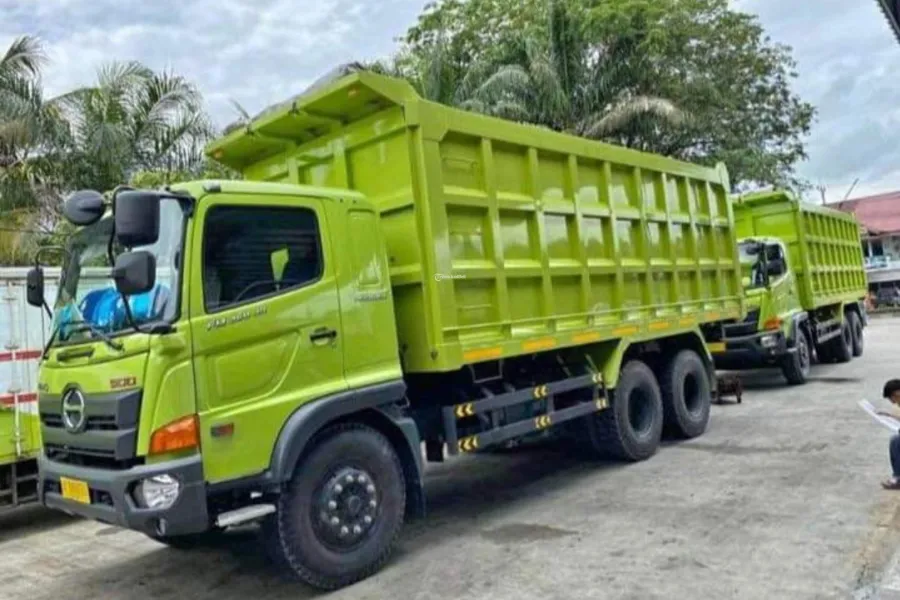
[32,181,414,550]
[711,190,867,385]
[714,237,805,378]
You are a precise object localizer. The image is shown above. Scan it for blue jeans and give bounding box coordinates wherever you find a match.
[891,435,900,477]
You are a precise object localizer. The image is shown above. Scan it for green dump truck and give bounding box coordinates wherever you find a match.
[710,190,867,384]
[30,70,742,589]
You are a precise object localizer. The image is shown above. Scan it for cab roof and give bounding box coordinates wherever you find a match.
[173,179,366,203]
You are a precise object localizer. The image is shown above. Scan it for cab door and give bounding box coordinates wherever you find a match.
[189,193,346,484]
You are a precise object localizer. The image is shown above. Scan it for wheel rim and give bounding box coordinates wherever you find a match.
[628,387,654,437]
[311,466,379,551]
[682,372,702,416]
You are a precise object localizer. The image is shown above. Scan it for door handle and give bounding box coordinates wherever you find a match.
[310,327,338,344]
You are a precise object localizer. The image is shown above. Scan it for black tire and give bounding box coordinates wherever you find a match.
[849,311,864,357]
[580,360,663,461]
[830,319,853,364]
[659,350,711,438]
[782,328,811,385]
[816,342,832,364]
[263,423,406,590]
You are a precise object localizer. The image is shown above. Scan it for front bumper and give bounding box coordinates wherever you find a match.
[39,453,209,537]
[712,330,790,370]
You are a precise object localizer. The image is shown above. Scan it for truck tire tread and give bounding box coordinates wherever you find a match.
[584,361,663,462]
[848,312,864,357]
[264,423,406,591]
[659,350,712,437]
[830,320,853,364]
[782,329,811,385]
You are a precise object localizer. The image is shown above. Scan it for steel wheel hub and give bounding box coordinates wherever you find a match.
[314,467,378,548]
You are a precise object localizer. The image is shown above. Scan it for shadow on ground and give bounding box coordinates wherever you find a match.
[0,504,75,543]
[32,442,625,599]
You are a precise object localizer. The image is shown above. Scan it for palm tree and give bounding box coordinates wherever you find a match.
[460,0,684,138]
[58,61,214,192]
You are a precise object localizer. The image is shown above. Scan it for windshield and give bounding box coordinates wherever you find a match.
[52,198,185,345]
[738,242,767,290]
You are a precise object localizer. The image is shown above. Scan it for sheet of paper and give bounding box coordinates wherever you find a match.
[859,400,900,432]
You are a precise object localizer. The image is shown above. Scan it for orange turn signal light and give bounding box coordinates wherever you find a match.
[149,414,200,456]
[763,317,783,331]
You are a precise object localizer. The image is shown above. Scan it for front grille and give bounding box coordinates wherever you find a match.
[41,414,118,431]
[44,444,142,470]
[39,388,142,468]
[725,309,760,338]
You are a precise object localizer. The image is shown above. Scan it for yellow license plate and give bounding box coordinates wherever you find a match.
[707,342,726,354]
[60,477,91,504]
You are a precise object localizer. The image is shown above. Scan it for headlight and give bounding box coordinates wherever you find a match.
[135,474,181,510]
[760,335,778,349]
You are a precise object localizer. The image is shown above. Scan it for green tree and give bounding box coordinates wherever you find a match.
[458,1,683,132]
[58,61,214,194]
[399,0,815,189]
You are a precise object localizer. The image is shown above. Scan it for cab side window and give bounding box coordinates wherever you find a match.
[203,206,322,312]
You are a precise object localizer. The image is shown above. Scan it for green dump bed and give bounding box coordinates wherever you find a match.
[208,70,742,373]
[734,191,867,311]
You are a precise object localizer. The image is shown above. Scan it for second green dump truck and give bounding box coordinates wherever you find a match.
[710,191,867,384]
[31,70,742,589]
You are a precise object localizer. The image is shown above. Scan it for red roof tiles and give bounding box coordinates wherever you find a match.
[832,191,900,235]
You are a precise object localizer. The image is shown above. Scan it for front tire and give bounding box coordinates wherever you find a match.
[581,360,663,461]
[782,329,811,385]
[264,423,406,590]
[849,312,864,357]
[659,350,711,438]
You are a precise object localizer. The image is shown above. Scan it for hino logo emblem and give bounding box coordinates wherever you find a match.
[61,388,87,433]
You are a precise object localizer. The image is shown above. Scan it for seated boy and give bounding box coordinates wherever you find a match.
[880,379,900,490]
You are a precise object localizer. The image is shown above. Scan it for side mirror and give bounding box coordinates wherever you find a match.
[63,190,105,226]
[26,267,45,308]
[767,259,786,277]
[114,191,160,247]
[112,251,156,296]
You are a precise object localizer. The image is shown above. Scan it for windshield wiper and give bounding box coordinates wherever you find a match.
[65,321,125,352]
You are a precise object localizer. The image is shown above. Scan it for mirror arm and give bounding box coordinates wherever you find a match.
[118,292,143,334]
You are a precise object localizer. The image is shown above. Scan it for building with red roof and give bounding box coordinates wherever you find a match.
[832,191,900,295]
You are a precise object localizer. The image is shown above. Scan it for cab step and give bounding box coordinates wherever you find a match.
[215,503,276,528]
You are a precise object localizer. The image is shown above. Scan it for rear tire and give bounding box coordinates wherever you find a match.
[782,329,811,385]
[849,312,864,357]
[580,360,663,461]
[830,319,853,363]
[659,350,711,438]
[263,423,406,590]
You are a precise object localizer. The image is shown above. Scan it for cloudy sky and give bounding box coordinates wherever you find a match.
[2,0,899,202]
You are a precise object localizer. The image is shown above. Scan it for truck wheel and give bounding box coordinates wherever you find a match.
[848,312,864,357]
[582,360,663,461]
[830,320,853,364]
[659,350,711,438]
[816,342,832,364]
[782,329,811,385]
[264,423,406,590]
